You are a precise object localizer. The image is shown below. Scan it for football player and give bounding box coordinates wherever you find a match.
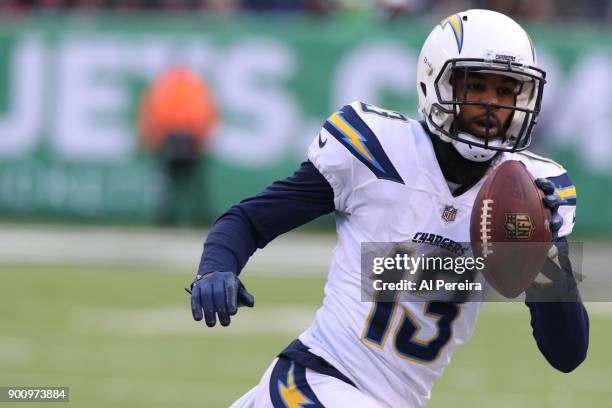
[189,9,589,407]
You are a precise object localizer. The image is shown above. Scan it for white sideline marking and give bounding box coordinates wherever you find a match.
[481,302,612,316]
[71,305,318,337]
[72,302,612,340]
[583,302,612,316]
[0,224,333,275]
[0,338,32,364]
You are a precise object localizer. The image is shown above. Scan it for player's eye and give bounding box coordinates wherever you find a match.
[497,86,514,96]
[466,82,485,92]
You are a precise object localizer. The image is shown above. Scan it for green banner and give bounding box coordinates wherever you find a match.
[0,15,611,231]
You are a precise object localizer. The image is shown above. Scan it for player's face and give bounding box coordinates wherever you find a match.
[453,72,519,140]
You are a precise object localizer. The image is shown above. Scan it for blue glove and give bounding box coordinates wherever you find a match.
[529,179,582,302]
[187,271,255,327]
[535,178,563,241]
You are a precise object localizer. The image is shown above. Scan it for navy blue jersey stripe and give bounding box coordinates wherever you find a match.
[269,357,324,408]
[278,339,356,388]
[292,362,325,407]
[560,197,576,206]
[546,173,573,189]
[546,173,576,206]
[323,105,404,184]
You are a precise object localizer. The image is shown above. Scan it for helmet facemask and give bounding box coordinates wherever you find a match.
[425,58,546,159]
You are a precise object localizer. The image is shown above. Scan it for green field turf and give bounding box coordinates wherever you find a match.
[1,263,610,407]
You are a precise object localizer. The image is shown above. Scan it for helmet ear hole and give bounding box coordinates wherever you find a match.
[420,82,427,97]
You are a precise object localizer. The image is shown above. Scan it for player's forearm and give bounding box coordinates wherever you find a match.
[525,298,589,373]
[198,206,259,275]
[197,160,335,276]
[523,236,589,372]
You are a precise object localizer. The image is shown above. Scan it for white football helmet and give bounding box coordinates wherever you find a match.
[417,9,546,162]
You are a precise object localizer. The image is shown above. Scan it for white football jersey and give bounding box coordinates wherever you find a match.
[299,101,576,408]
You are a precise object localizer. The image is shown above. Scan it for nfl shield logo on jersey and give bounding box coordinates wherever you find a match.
[442,205,457,222]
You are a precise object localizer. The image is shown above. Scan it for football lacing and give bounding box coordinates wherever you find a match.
[480,199,494,258]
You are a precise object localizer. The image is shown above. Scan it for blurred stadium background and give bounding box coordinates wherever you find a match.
[1,1,611,407]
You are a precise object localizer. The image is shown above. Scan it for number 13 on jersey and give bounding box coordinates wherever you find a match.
[362,300,462,364]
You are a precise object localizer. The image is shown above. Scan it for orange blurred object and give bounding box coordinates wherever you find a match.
[138,66,219,151]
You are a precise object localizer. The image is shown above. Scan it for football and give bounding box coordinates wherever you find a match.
[470,160,552,298]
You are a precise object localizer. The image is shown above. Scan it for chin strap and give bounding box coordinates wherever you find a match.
[450,132,504,162]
